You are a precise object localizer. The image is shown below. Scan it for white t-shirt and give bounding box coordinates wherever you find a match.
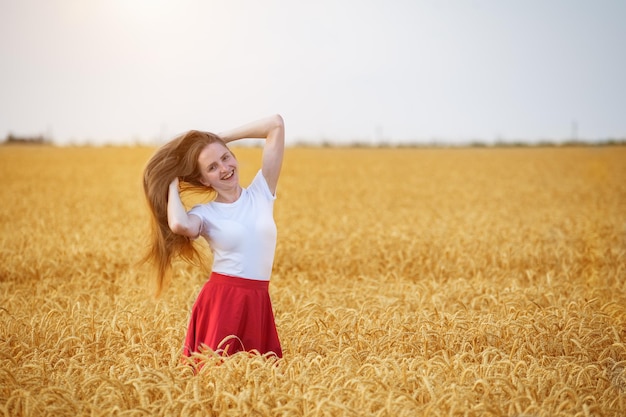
[189,170,277,281]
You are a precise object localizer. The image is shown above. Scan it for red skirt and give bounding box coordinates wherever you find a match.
[183,272,282,358]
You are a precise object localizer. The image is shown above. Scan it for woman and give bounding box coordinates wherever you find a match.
[142,114,285,359]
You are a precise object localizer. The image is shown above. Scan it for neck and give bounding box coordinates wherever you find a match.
[215,185,242,203]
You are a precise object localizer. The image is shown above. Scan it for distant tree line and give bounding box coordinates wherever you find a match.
[291,138,626,148]
[2,132,624,147]
[3,133,51,145]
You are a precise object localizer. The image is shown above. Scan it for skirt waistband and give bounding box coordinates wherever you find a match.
[209,272,270,290]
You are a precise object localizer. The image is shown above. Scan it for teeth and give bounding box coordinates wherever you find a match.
[223,171,233,180]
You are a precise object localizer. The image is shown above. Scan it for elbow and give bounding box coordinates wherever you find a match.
[271,114,284,131]
[169,218,200,238]
[168,219,187,236]
[268,114,285,143]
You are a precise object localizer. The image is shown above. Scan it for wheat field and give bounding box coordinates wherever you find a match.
[0,144,625,416]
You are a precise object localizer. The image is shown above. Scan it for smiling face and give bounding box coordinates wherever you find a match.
[197,142,240,196]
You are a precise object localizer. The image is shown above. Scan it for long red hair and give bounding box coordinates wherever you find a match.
[141,130,229,296]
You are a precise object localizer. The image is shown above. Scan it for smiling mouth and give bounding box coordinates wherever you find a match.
[222,170,235,180]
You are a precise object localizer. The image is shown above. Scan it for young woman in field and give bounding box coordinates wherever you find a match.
[142,114,285,359]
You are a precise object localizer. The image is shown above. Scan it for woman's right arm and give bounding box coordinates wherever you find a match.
[167,177,203,238]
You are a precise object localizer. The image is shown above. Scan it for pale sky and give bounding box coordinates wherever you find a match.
[1,0,625,145]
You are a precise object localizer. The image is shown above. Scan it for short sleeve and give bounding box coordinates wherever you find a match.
[248,170,276,201]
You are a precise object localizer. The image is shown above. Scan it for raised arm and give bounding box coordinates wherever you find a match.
[219,114,285,195]
[167,177,203,238]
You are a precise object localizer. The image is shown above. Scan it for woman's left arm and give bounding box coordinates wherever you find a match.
[219,114,285,195]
